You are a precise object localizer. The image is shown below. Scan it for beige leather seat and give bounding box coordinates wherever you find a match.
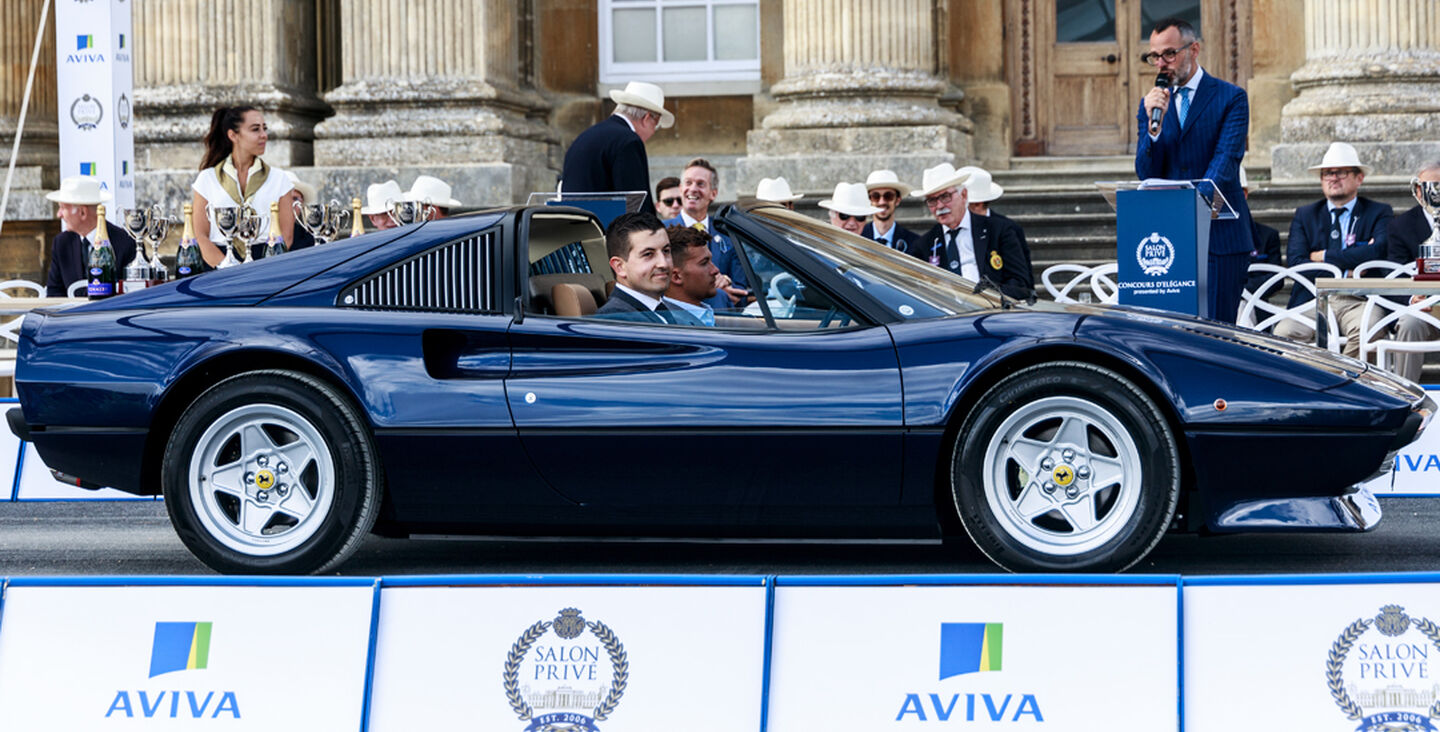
[529,272,607,314]
[551,283,598,317]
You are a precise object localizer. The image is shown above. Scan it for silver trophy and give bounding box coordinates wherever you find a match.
[389,198,433,227]
[1415,178,1440,280]
[293,198,351,245]
[233,205,263,263]
[120,207,152,276]
[208,204,243,269]
[145,205,177,281]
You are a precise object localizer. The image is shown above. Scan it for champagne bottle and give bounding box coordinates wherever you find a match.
[86,205,118,299]
[264,201,287,258]
[176,202,203,278]
[350,197,364,238]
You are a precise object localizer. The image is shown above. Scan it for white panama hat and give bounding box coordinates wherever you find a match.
[285,171,317,205]
[402,175,463,209]
[45,176,112,205]
[864,169,913,197]
[1308,142,1372,177]
[912,163,972,199]
[755,177,802,203]
[818,182,882,217]
[961,167,1004,204]
[609,81,675,129]
[361,180,403,215]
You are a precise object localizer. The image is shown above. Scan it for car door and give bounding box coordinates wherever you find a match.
[505,231,905,526]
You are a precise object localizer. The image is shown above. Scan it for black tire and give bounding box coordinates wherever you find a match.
[952,361,1179,572]
[162,370,381,574]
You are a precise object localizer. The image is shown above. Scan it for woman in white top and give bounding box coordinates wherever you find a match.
[191,106,297,267]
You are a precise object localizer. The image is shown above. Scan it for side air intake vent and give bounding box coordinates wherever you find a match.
[340,232,497,313]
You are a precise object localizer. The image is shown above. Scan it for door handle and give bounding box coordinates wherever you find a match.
[1102,54,1118,64]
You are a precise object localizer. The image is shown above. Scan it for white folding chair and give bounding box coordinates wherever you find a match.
[1354,262,1440,373]
[67,280,86,297]
[0,280,43,346]
[1236,262,1344,352]
[1040,263,1119,304]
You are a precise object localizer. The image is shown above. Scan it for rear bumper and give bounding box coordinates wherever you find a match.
[9,410,151,495]
[1210,487,1382,533]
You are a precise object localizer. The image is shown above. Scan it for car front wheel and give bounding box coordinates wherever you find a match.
[952,361,1179,572]
[162,370,380,574]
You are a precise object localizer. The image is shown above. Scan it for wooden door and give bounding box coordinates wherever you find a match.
[1023,0,1222,156]
[1042,0,1138,155]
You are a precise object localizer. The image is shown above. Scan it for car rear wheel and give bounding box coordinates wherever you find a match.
[952,362,1179,572]
[162,370,380,574]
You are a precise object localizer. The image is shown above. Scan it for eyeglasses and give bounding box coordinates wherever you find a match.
[869,191,899,203]
[924,190,956,209]
[1321,168,1359,180]
[835,212,867,222]
[660,197,681,206]
[1140,42,1194,66]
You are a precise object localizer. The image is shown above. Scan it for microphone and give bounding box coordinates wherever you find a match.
[1148,72,1171,136]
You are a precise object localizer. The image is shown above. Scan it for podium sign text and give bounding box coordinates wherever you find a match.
[1116,188,1210,317]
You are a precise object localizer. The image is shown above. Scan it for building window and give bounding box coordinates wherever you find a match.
[599,0,761,88]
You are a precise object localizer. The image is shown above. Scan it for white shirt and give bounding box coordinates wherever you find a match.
[1148,66,1205,141]
[944,212,979,282]
[679,211,711,230]
[663,296,714,326]
[616,113,637,134]
[191,157,295,245]
[614,283,663,311]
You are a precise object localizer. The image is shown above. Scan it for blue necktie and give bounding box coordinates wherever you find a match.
[1177,88,1191,128]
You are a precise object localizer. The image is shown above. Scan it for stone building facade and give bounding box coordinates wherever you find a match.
[0,0,1436,281]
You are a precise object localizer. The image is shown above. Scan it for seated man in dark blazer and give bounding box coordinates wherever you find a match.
[1274,142,1393,356]
[961,166,1033,290]
[594,211,677,324]
[910,163,1032,301]
[44,177,137,297]
[1382,162,1440,382]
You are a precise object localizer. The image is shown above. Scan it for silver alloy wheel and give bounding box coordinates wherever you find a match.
[980,395,1143,556]
[186,403,335,556]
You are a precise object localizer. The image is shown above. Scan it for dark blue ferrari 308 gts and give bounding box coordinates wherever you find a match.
[7,203,1433,574]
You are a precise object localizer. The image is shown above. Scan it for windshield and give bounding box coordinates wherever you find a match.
[747,207,1016,319]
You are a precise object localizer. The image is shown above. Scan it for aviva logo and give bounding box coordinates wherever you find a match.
[939,622,1002,680]
[149,622,212,678]
[76,34,94,50]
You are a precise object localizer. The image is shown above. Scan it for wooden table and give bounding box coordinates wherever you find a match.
[1313,277,1440,349]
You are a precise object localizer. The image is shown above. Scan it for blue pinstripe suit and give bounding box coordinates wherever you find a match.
[1135,69,1254,323]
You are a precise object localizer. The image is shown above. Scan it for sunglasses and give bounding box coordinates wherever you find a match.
[835,212,867,222]
[869,191,899,203]
[660,197,681,206]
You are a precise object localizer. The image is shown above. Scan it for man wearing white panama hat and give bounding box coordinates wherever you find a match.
[860,170,921,254]
[402,174,463,220]
[818,182,881,236]
[561,81,674,216]
[361,179,403,231]
[1275,141,1394,352]
[912,163,1031,299]
[44,176,137,297]
[754,177,802,210]
[961,166,1032,289]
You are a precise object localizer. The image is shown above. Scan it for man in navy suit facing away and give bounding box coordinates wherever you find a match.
[1135,17,1253,324]
[561,81,674,216]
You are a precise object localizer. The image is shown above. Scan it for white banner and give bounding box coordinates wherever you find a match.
[55,0,136,222]
[0,583,376,730]
[1367,388,1440,495]
[766,582,1179,731]
[367,583,769,731]
[1185,580,1440,731]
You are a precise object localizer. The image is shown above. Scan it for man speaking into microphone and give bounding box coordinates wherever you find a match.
[1134,17,1253,324]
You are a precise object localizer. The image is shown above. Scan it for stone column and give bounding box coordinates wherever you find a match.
[1246,0,1305,170]
[132,0,329,170]
[736,0,972,193]
[1271,0,1440,180]
[0,0,58,174]
[312,0,555,203]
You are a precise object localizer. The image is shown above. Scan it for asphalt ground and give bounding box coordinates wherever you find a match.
[0,497,1437,577]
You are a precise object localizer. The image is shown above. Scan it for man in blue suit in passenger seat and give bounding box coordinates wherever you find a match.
[1134,17,1253,324]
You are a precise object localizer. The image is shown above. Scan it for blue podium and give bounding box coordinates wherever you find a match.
[1108,180,1234,318]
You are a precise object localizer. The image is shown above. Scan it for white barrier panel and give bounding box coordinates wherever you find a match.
[0,581,376,730]
[767,580,1179,731]
[14,441,151,500]
[1185,578,1440,731]
[1367,389,1440,495]
[367,579,768,731]
[0,417,21,500]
